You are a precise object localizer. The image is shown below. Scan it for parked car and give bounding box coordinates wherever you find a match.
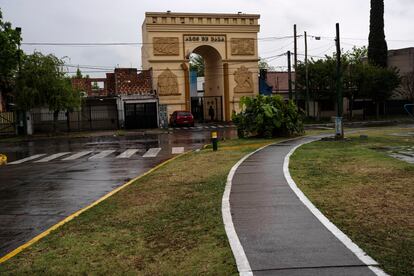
[170,111,194,127]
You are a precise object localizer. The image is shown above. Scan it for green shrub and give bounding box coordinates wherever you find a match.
[232,95,304,138]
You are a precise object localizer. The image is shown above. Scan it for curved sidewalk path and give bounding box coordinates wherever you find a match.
[227,137,384,276]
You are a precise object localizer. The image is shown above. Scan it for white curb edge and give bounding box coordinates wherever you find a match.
[222,144,271,276]
[283,139,389,276]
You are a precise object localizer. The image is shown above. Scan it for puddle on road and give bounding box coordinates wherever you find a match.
[389,132,414,137]
[372,145,414,164]
[0,128,238,162]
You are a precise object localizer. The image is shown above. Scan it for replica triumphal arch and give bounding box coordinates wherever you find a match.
[141,12,260,124]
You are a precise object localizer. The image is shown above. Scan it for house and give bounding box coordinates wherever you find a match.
[71,68,158,129]
[265,71,295,99]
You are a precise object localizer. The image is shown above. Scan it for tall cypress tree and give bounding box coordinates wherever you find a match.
[368,0,388,67]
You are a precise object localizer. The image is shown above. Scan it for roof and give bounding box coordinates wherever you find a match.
[145,12,260,19]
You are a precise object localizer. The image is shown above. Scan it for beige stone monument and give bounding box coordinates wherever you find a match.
[141,12,260,121]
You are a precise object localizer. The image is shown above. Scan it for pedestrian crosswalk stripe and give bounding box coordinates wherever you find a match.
[218,125,224,128]
[172,147,184,154]
[8,154,47,165]
[89,150,116,160]
[116,149,139,159]
[143,147,161,158]
[34,152,71,163]
[62,151,93,161]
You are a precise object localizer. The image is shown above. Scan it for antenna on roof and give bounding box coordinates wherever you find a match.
[237,11,242,15]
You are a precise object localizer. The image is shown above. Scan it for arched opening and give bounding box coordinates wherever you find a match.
[189,45,224,122]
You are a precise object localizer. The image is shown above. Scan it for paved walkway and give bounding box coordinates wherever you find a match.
[229,137,379,276]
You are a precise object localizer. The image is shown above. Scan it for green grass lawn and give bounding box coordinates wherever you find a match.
[290,127,414,276]
[0,138,280,275]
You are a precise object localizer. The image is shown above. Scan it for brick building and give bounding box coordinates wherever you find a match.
[71,68,158,129]
[71,68,153,97]
[265,71,296,99]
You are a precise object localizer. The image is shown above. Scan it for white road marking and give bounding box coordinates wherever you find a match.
[204,126,210,129]
[34,152,71,163]
[222,146,268,275]
[8,154,47,165]
[283,140,387,276]
[218,125,224,128]
[143,147,161,158]
[197,126,203,129]
[88,150,116,160]
[172,147,184,154]
[62,151,93,161]
[116,149,139,159]
[183,127,189,130]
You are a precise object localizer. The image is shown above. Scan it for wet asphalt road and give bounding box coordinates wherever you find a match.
[0,126,236,257]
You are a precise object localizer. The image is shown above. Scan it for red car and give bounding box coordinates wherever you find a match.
[170,111,194,127]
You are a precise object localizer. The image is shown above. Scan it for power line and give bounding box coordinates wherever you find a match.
[308,34,414,43]
[21,35,296,46]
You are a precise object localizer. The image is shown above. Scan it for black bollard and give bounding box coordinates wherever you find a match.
[211,131,218,151]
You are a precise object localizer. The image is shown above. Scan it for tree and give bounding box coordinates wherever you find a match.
[361,65,400,118]
[395,72,414,103]
[189,54,205,77]
[258,57,275,71]
[368,0,388,67]
[343,47,368,118]
[295,57,337,119]
[75,67,82,79]
[15,51,81,131]
[232,95,303,138]
[295,47,400,120]
[91,81,99,90]
[0,8,22,110]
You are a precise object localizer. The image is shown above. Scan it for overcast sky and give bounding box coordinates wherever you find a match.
[1,0,413,76]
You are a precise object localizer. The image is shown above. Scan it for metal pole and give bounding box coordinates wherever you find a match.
[305,31,310,117]
[294,24,298,103]
[335,23,344,139]
[287,51,292,100]
[336,23,343,117]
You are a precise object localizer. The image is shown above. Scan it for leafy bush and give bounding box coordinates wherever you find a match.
[232,95,304,138]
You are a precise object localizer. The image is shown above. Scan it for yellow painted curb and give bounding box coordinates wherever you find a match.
[0,151,191,264]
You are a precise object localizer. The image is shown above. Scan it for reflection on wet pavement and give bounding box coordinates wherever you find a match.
[0,128,236,257]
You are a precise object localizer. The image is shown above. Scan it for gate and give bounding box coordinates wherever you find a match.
[191,96,223,122]
[0,112,15,136]
[124,102,158,129]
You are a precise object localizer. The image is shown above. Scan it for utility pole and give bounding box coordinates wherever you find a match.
[304,31,310,117]
[293,24,298,104]
[287,51,292,100]
[335,23,344,139]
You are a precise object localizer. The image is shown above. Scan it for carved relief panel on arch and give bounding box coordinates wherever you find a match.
[153,37,180,56]
[231,38,255,56]
[234,66,253,94]
[157,69,180,96]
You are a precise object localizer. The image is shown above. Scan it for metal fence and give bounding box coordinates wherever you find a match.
[32,105,119,133]
[0,112,15,136]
